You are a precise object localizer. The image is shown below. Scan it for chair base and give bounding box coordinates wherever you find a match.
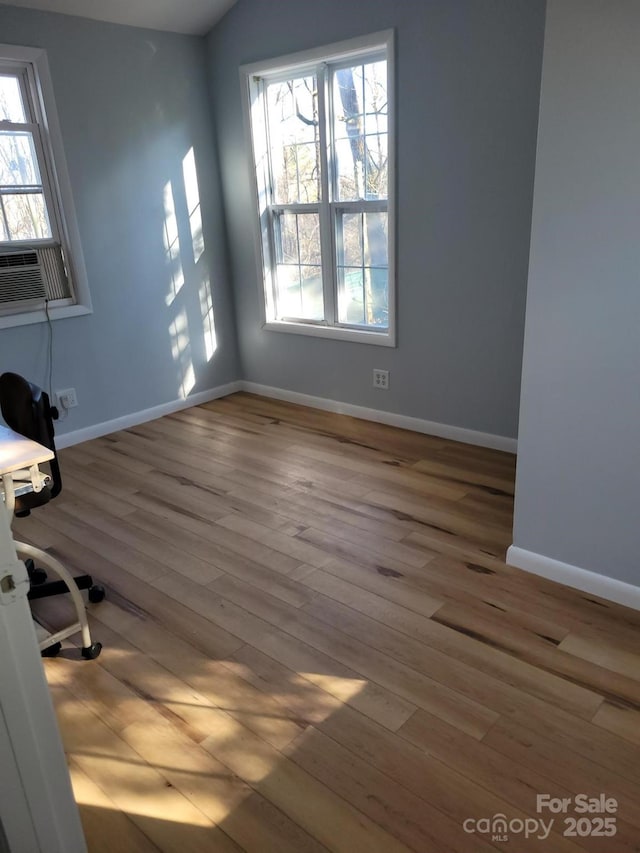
[25,560,106,605]
[16,540,103,657]
[28,573,93,600]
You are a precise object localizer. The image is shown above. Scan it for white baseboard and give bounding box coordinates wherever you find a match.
[55,378,517,455]
[240,381,517,453]
[507,545,640,611]
[55,381,242,449]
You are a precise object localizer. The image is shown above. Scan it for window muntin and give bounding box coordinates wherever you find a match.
[244,33,394,343]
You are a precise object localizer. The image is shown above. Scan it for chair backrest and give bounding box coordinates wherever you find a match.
[0,372,62,506]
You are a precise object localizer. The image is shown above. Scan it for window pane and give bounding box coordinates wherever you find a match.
[275,263,324,321]
[338,268,365,326]
[364,210,388,268]
[0,75,27,122]
[2,192,51,240]
[364,61,388,136]
[276,211,321,265]
[338,211,362,267]
[333,61,388,201]
[334,136,364,203]
[365,134,388,200]
[0,130,43,186]
[274,211,323,321]
[267,75,320,204]
[336,210,388,328]
[279,212,299,264]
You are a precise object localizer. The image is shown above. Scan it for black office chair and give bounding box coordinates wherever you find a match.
[0,372,104,659]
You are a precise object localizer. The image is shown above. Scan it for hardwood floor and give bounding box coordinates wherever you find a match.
[16,392,640,853]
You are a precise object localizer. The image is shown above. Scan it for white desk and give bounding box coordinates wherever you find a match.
[0,425,87,852]
[0,424,53,520]
[0,424,53,474]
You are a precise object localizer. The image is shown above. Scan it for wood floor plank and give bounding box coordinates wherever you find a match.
[489,705,640,788]
[24,527,245,662]
[153,570,417,732]
[199,713,414,853]
[298,568,603,720]
[559,632,640,682]
[59,470,141,519]
[432,602,640,707]
[591,701,640,746]
[18,392,639,853]
[56,499,225,585]
[411,455,516,495]
[209,573,499,739]
[215,513,333,569]
[68,759,163,853]
[483,715,640,828]
[90,600,302,751]
[296,527,439,581]
[285,726,491,853]
[319,557,452,619]
[225,482,409,542]
[398,709,640,853]
[45,637,329,853]
[51,682,243,853]
[287,441,469,502]
[230,650,582,853]
[301,590,604,722]
[22,505,168,584]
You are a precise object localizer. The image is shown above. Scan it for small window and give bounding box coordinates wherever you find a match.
[0,45,90,328]
[241,31,395,346]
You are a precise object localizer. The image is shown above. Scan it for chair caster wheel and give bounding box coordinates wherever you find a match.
[88,585,105,603]
[81,642,102,660]
[41,642,61,658]
[31,567,48,585]
[26,558,47,585]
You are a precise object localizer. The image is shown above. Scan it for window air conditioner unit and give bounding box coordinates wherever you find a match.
[0,246,71,310]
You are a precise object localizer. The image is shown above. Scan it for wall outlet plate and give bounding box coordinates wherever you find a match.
[373,369,389,390]
[55,388,78,409]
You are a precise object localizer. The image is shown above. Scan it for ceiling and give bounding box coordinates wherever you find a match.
[0,0,239,35]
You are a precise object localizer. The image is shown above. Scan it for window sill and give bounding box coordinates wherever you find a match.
[0,302,92,330]
[263,320,396,347]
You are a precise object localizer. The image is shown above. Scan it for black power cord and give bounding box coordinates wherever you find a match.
[44,299,59,420]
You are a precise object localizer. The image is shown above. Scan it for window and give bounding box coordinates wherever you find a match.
[0,45,90,328]
[242,31,395,346]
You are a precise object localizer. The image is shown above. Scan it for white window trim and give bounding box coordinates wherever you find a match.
[240,30,396,347]
[0,44,91,329]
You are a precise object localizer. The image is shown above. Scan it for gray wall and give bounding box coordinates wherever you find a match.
[512,0,640,585]
[207,0,546,439]
[0,5,239,437]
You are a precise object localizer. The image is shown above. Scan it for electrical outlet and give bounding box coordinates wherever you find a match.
[373,369,389,390]
[56,388,78,409]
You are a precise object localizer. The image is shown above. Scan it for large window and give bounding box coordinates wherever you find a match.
[0,45,90,328]
[242,31,395,346]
